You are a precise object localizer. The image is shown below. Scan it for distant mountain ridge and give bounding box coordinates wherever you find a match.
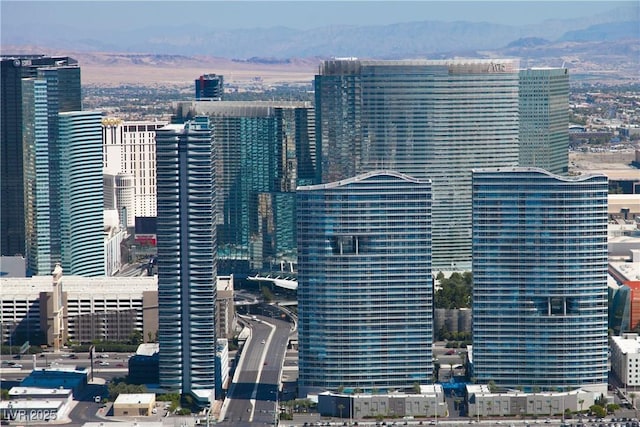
[3,5,637,85]
[2,5,637,59]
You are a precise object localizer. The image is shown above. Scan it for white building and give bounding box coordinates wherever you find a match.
[1,387,73,423]
[216,338,229,397]
[611,333,640,387]
[102,118,168,218]
[104,210,127,276]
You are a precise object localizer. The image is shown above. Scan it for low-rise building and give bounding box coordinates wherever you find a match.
[318,385,445,419]
[609,250,640,332]
[611,333,640,387]
[0,399,68,423]
[466,385,596,418]
[128,343,159,386]
[20,367,88,396]
[9,387,73,403]
[113,393,156,417]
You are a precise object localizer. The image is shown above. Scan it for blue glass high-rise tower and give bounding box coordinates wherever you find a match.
[2,55,80,262]
[315,59,520,271]
[519,68,570,175]
[297,170,432,395]
[173,101,315,274]
[156,116,217,403]
[472,167,608,392]
[58,111,105,276]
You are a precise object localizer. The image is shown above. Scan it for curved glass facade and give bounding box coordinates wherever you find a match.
[472,168,609,391]
[297,171,432,395]
[58,111,104,276]
[156,117,217,399]
[315,59,520,271]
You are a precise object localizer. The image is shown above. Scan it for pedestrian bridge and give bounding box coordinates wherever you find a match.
[247,273,298,291]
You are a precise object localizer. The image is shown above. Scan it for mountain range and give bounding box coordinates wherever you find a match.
[2,4,637,85]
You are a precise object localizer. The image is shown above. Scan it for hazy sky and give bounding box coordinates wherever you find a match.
[1,1,636,33]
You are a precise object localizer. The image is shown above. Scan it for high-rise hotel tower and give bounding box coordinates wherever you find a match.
[297,171,432,395]
[20,61,103,276]
[155,117,217,403]
[173,101,315,274]
[315,59,520,271]
[519,68,570,175]
[1,55,81,259]
[472,167,608,392]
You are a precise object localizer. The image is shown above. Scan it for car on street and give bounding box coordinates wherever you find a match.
[99,361,109,366]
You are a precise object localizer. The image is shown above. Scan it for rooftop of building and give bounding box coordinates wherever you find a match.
[0,275,158,297]
[217,275,234,292]
[174,100,313,118]
[135,343,159,357]
[611,333,640,354]
[472,166,607,181]
[9,387,72,397]
[609,257,640,283]
[114,393,156,405]
[0,400,64,409]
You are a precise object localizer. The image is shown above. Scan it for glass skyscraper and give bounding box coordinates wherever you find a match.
[156,116,217,403]
[58,111,105,277]
[1,56,80,258]
[173,101,315,274]
[472,167,609,392]
[519,68,570,175]
[21,63,93,276]
[297,171,432,396]
[22,78,52,274]
[195,74,223,100]
[315,59,520,271]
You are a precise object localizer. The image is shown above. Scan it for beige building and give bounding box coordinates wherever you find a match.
[216,275,236,339]
[1,274,233,346]
[113,393,156,417]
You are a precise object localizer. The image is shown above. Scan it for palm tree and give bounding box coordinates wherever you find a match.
[630,392,637,418]
[338,403,345,419]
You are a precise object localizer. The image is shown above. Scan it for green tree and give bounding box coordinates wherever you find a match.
[128,330,143,345]
[589,405,606,418]
[434,272,473,309]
